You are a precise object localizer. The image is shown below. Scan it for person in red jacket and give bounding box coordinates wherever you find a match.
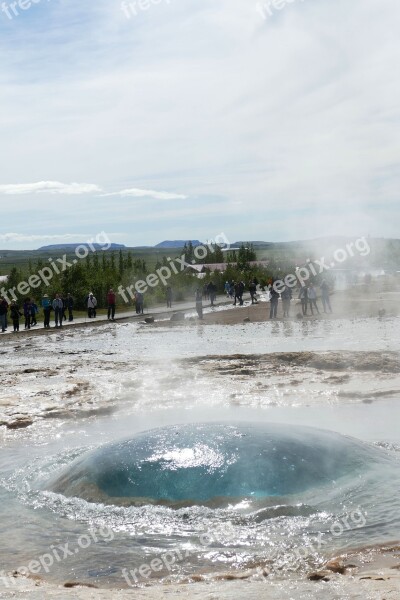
[107,288,116,320]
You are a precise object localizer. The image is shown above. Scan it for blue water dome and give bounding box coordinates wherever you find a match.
[46,422,379,506]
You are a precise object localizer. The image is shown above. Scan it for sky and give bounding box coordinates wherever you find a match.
[0,0,399,250]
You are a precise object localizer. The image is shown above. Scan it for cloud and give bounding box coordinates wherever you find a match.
[0,182,102,195]
[0,182,187,201]
[101,188,188,200]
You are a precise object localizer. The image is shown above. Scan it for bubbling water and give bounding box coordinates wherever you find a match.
[46,422,385,506]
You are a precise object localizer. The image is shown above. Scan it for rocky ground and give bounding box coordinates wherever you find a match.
[2,556,400,600]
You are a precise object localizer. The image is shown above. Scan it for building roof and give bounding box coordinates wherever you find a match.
[186,260,270,273]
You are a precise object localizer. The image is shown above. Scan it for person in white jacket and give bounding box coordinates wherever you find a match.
[87,293,97,318]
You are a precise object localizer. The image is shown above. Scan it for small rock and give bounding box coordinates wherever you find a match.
[308,571,331,581]
[325,559,346,574]
[7,418,33,430]
[144,317,155,324]
[243,317,251,322]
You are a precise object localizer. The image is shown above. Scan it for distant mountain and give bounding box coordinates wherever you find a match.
[155,240,202,249]
[38,243,126,251]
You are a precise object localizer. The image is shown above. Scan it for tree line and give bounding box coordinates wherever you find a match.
[3,242,332,309]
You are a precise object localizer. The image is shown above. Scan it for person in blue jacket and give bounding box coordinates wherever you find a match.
[30,299,38,326]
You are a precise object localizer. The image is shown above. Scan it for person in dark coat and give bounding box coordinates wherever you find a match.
[0,297,8,332]
[166,286,172,308]
[23,298,32,329]
[249,281,258,304]
[135,292,144,315]
[66,293,74,321]
[234,281,244,306]
[207,282,217,306]
[52,294,64,327]
[61,296,68,321]
[10,300,22,332]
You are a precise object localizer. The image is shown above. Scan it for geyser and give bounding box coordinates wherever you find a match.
[46,423,380,506]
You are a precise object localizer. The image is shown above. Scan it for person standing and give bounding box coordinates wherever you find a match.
[224,281,230,297]
[134,292,144,314]
[107,288,116,320]
[135,292,140,314]
[42,294,51,328]
[269,285,279,319]
[320,280,332,313]
[308,283,320,315]
[298,285,308,316]
[30,298,38,326]
[233,281,238,305]
[52,293,64,327]
[166,286,172,308]
[234,281,244,306]
[87,293,97,318]
[249,281,258,304]
[281,286,292,317]
[10,300,21,332]
[66,293,74,321]
[239,281,245,305]
[195,288,203,319]
[61,295,68,321]
[137,292,144,314]
[207,281,217,306]
[0,296,8,332]
[23,297,32,329]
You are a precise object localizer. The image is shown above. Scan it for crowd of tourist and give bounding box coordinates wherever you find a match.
[0,279,333,333]
[0,288,118,332]
[193,278,332,320]
[219,278,332,319]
